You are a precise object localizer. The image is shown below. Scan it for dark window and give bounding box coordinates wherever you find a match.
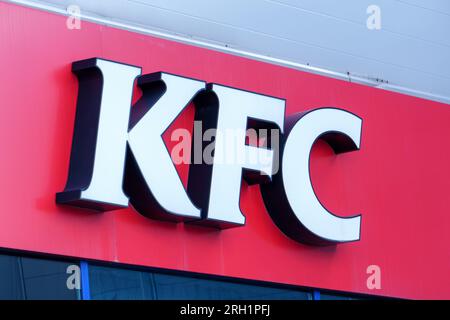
[319,292,374,300]
[0,254,80,300]
[0,255,23,299]
[0,252,381,300]
[89,264,312,300]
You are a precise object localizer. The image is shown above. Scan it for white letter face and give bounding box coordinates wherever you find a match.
[56,58,141,210]
[57,60,203,222]
[187,84,285,228]
[261,108,362,245]
[124,73,205,221]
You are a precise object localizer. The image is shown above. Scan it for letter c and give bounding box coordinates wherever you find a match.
[261,108,362,245]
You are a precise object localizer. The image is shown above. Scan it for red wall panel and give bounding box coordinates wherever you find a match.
[0,3,449,299]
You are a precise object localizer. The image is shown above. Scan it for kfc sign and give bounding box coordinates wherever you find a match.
[56,58,362,246]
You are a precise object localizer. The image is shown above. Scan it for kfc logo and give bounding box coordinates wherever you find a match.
[57,58,362,246]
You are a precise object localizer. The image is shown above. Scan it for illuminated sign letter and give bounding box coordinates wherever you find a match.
[261,108,362,245]
[188,85,285,228]
[57,58,204,222]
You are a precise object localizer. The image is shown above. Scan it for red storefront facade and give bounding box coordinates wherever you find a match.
[0,2,449,299]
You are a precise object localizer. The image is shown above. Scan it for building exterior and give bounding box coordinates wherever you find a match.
[0,0,449,300]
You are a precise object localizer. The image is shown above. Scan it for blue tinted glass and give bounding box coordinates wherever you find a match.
[89,265,312,300]
[0,255,24,299]
[0,253,80,300]
[320,292,371,300]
